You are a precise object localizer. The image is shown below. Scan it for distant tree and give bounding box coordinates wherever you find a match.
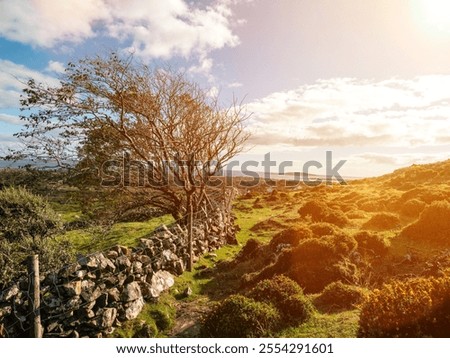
[0,187,72,286]
[7,52,249,221]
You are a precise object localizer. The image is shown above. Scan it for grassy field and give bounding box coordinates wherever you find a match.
[3,159,449,337]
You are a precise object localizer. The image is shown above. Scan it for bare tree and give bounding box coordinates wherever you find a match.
[7,53,250,220]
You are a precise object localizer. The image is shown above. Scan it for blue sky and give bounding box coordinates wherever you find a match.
[1,0,450,177]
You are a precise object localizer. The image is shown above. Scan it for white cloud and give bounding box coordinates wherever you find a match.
[246,76,450,148]
[46,61,66,74]
[0,0,108,47]
[0,59,59,108]
[0,113,21,125]
[228,82,243,88]
[0,0,239,62]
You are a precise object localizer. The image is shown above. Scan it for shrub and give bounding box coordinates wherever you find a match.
[238,238,263,261]
[270,225,312,248]
[354,231,390,256]
[248,275,314,326]
[347,210,367,219]
[201,295,280,337]
[400,199,426,218]
[249,274,303,301]
[298,199,349,226]
[401,201,450,244]
[324,210,350,226]
[0,186,62,242]
[357,199,385,212]
[309,222,340,237]
[314,281,367,312]
[287,234,359,293]
[298,199,328,220]
[362,212,401,230]
[0,187,72,286]
[358,276,450,337]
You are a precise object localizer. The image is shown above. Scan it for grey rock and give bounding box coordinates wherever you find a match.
[132,261,143,274]
[121,282,142,302]
[116,255,132,270]
[124,297,144,320]
[107,288,121,302]
[149,271,174,298]
[101,307,117,329]
[1,284,19,301]
[183,286,193,297]
[62,281,82,296]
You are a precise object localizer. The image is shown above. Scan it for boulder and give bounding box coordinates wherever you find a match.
[100,308,117,329]
[121,282,142,302]
[62,281,82,297]
[149,271,174,298]
[124,297,144,320]
[0,284,19,301]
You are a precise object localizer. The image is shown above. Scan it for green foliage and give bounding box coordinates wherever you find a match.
[298,199,328,220]
[248,275,314,327]
[250,274,304,300]
[362,212,401,230]
[298,199,349,226]
[354,230,390,256]
[314,282,367,312]
[287,234,359,293]
[111,294,176,338]
[201,294,280,337]
[0,187,72,286]
[238,238,263,260]
[401,200,450,244]
[269,225,312,248]
[359,276,450,337]
[400,198,426,218]
[309,222,340,237]
[0,186,62,242]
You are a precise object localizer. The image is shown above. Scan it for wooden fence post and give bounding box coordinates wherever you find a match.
[27,254,42,338]
[187,202,193,272]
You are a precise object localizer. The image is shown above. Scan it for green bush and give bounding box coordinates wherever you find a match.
[309,222,340,237]
[354,231,390,256]
[0,187,72,286]
[298,199,349,226]
[314,281,367,312]
[238,238,263,260]
[287,234,359,293]
[401,201,450,244]
[358,276,450,337]
[270,225,312,248]
[324,210,350,226]
[201,295,280,337]
[0,186,62,242]
[248,276,314,327]
[362,212,401,230]
[400,199,426,218]
[298,199,328,221]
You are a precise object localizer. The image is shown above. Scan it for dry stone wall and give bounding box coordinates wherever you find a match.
[0,209,238,337]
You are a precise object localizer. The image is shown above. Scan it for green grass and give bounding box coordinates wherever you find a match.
[234,195,300,245]
[50,201,83,222]
[112,293,176,338]
[59,214,174,253]
[277,310,360,338]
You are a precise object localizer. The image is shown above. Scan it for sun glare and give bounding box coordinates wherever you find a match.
[415,0,450,36]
